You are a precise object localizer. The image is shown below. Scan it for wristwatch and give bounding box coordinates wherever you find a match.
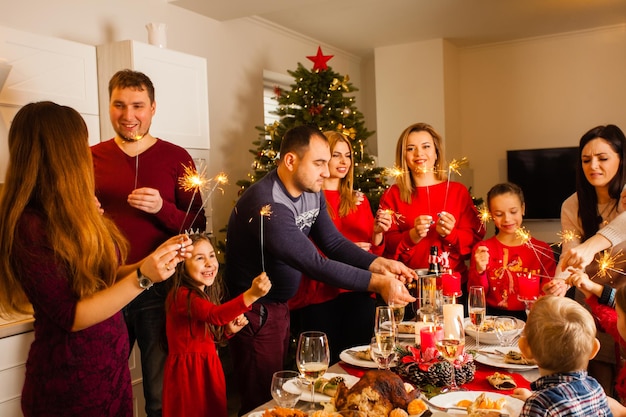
[136,268,153,290]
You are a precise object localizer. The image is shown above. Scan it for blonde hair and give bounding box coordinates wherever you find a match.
[0,102,128,317]
[394,122,447,203]
[323,130,358,217]
[524,295,597,373]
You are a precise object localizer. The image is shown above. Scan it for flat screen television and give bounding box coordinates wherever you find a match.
[506,147,579,220]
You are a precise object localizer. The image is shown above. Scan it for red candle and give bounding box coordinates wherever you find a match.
[517,272,540,300]
[442,273,462,296]
[420,325,444,355]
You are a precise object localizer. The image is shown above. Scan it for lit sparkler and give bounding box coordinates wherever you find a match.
[382,166,405,179]
[380,208,405,225]
[260,204,273,272]
[177,165,228,233]
[552,230,581,248]
[593,249,626,281]
[442,156,469,211]
[447,157,468,177]
[477,204,491,232]
[515,226,558,279]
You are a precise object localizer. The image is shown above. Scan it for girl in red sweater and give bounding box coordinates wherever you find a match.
[468,183,556,320]
[162,234,271,417]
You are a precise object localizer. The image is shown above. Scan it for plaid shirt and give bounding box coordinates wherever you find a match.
[521,371,613,416]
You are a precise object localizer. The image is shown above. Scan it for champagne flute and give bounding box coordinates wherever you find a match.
[374,306,396,370]
[296,331,330,412]
[436,314,465,391]
[468,286,486,348]
[388,301,405,338]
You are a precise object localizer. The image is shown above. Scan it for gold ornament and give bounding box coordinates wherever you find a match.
[330,75,350,91]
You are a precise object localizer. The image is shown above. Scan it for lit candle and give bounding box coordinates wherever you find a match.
[517,272,540,301]
[414,320,435,345]
[420,325,443,355]
[442,272,462,297]
[443,303,464,338]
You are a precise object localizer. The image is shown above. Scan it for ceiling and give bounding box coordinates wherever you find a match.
[170,0,626,57]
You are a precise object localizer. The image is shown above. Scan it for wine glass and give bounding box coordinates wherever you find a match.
[271,370,302,408]
[494,316,519,347]
[436,314,465,391]
[296,331,330,412]
[374,306,396,370]
[468,286,486,348]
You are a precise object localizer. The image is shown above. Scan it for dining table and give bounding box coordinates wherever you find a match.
[242,334,539,416]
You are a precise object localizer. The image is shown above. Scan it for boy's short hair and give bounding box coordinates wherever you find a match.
[524,295,597,373]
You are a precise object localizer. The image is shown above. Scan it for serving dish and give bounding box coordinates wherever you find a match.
[429,390,524,416]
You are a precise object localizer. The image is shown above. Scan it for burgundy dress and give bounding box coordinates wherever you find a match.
[162,288,250,417]
[14,209,132,417]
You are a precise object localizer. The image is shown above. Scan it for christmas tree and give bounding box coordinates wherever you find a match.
[236,46,389,211]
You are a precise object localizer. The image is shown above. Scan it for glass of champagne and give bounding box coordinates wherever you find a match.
[374,306,396,370]
[436,314,465,391]
[468,286,486,348]
[296,331,330,412]
[271,370,302,408]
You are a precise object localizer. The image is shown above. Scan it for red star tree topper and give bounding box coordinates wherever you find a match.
[306,46,333,71]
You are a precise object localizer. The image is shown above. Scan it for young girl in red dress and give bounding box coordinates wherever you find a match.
[162,234,271,417]
[468,182,556,320]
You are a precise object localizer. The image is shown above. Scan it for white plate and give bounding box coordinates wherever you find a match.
[464,317,524,345]
[339,345,398,369]
[475,346,537,371]
[429,391,524,416]
[284,372,359,402]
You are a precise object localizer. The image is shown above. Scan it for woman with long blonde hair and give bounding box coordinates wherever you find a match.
[289,130,392,362]
[379,122,484,305]
[0,101,191,417]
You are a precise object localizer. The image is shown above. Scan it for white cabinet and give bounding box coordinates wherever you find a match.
[0,331,33,417]
[0,26,98,115]
[96,40,210,150]
[0,25,100,183]
[0,330,146,417]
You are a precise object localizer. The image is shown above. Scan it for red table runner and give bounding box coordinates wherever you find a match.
[338,361,531,393]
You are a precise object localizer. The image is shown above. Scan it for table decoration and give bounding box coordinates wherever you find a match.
[394,345,475,388]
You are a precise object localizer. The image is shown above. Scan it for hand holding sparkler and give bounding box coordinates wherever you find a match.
[565,269,604,299]
[559,232,610,272]
[474,246,490,274]
[374,209,393,234]
[412,215,434,240]
[436,211,456,238]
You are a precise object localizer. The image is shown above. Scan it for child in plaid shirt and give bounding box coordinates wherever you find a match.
[512,295,613,416]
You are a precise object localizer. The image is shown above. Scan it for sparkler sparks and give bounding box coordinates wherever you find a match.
[383,166,405,178]
[552,230,581,247]
[178,164,209,192]
[447,157,468,176]
[177,165,229,234]
[477,204,491,231]
[515,226,532,246]
[593,250,626,281]
[380,208,405,225]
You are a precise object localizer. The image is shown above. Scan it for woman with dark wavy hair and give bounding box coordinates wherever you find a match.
[548,124,626,397]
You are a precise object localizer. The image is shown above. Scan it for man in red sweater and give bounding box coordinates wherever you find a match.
[92,69,205,417]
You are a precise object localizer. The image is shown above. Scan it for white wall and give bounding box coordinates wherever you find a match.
[459,25,626,240]
[0,0,365,240]
[372,25,626,242]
